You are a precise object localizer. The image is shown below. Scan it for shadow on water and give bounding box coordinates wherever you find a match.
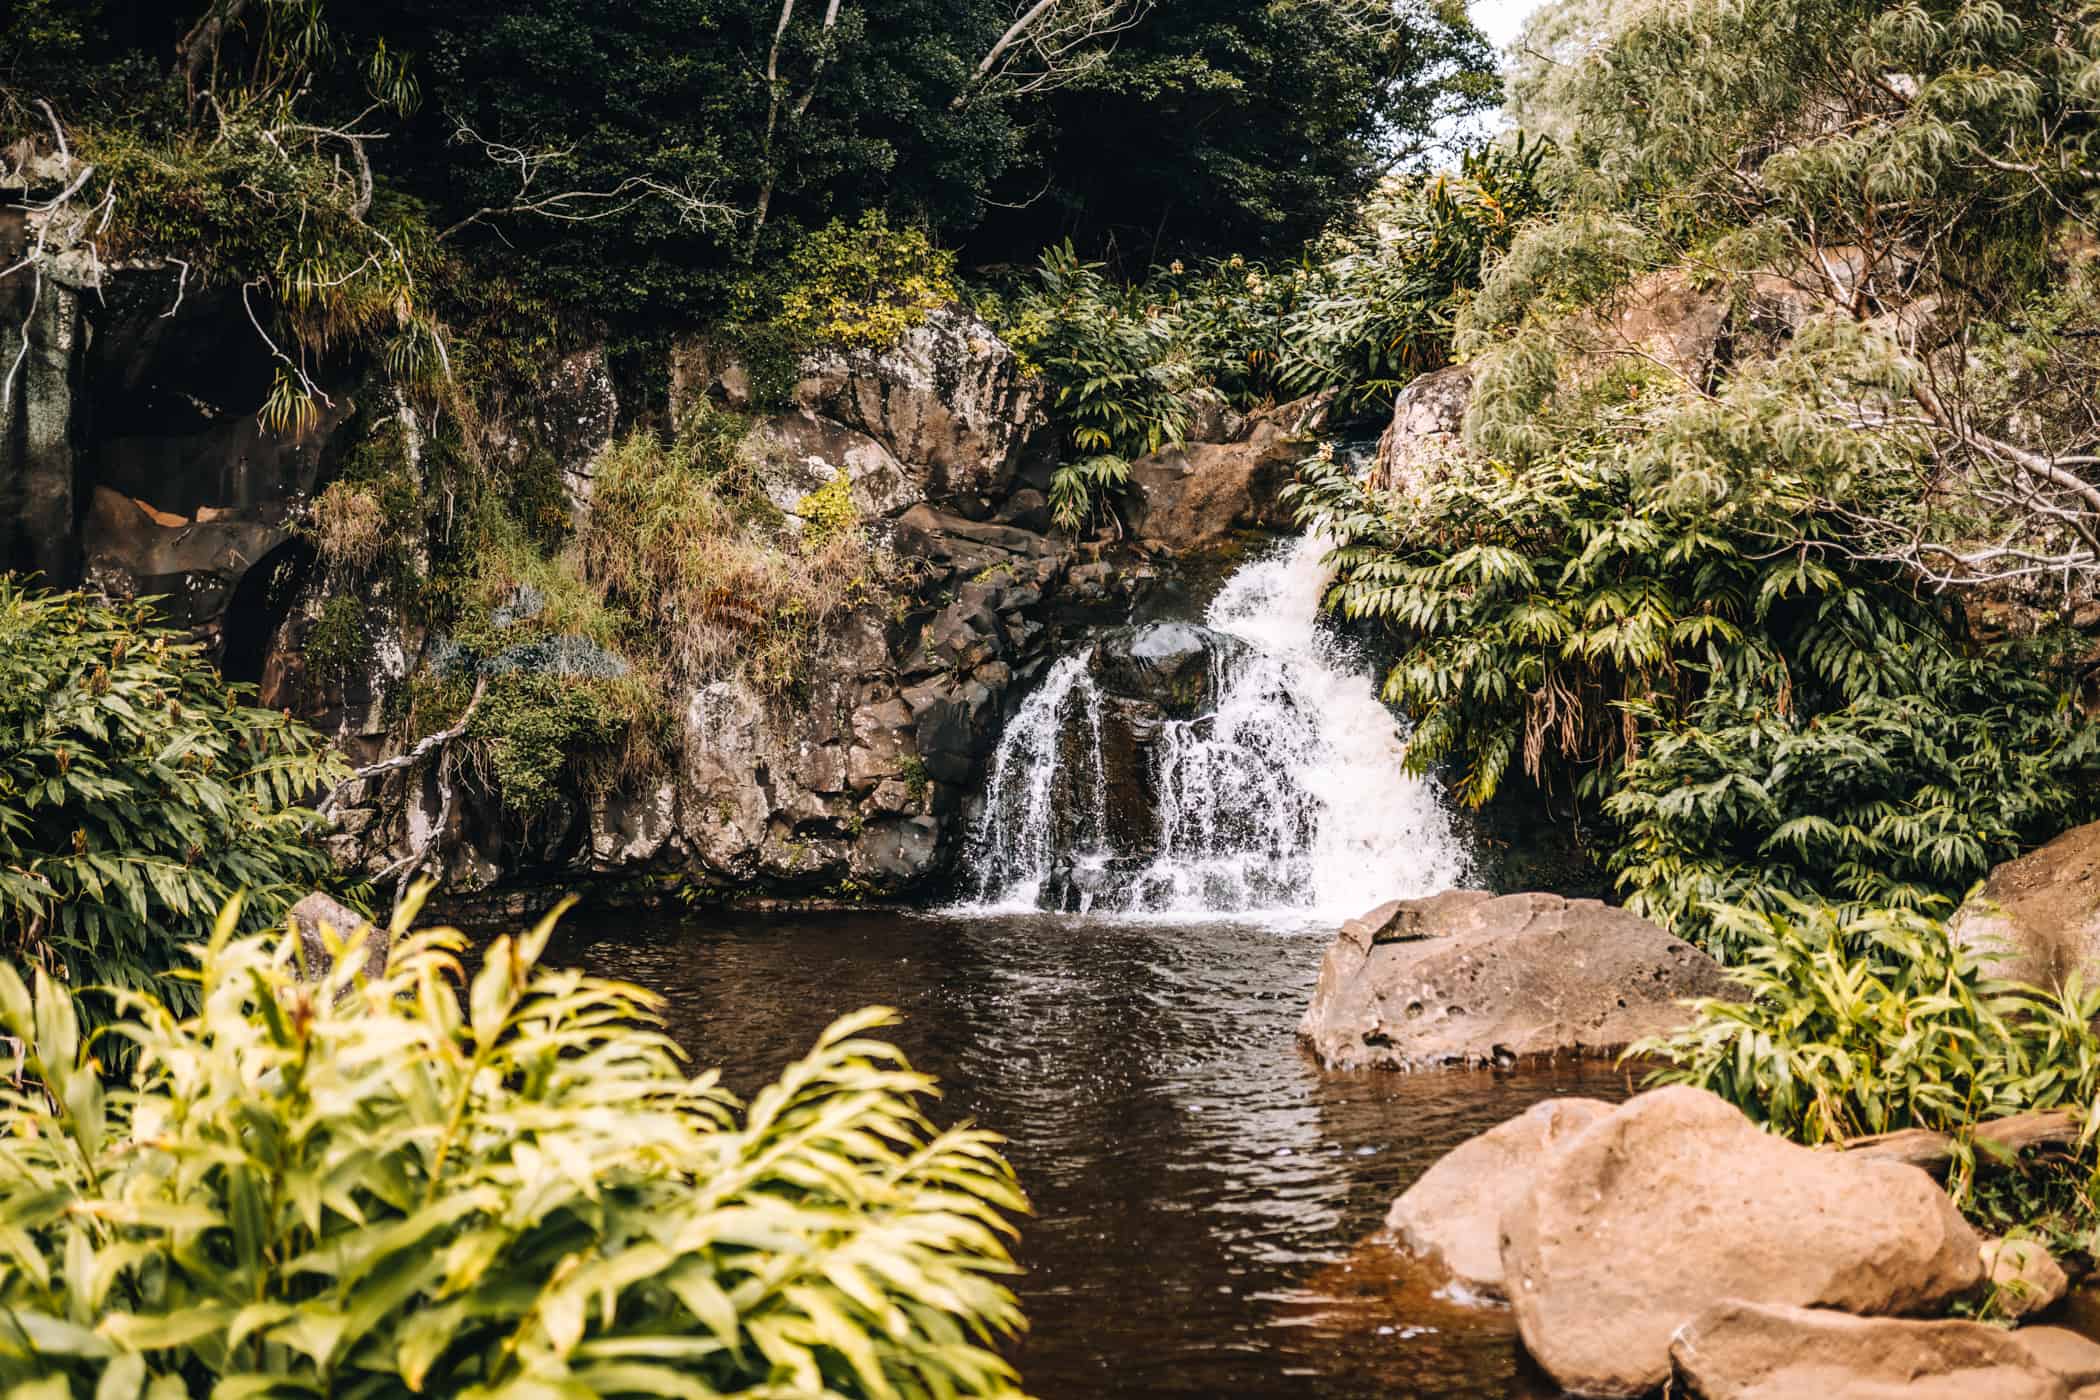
[544,905,1635,1399]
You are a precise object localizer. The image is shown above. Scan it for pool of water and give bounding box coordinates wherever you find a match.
[543,904,1635,1399]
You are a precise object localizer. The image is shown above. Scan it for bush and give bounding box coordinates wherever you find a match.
[775,212,957,351]
[1289,355,2100,950]
[581,414,886,694]
[0,582,344,1016]
[1633,903,2100,1200]
[0,893,1030,1397]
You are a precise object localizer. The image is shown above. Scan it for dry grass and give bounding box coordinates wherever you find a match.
[309,481,388,571]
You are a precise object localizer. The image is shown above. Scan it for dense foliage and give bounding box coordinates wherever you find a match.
[0,583,343,1016]
[0,894,1029,1397]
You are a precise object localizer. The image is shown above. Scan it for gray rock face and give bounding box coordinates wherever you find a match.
[1088,622,1247,719]
[1370,363,1471,497]
[1669,1301,2065,1400]
[1300,890,1729,1070]
[1384,1096,1615,1299]
[1950,820,2100,993]
[1506,1086,1985,1397]
[793,307,1052,513]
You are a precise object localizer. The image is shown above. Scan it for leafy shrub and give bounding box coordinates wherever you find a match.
[1633,903,2100,1199]
[304,594,374,690]
[0,894,1030,1397]
[775,212,957,351]
[797,472,860,546]
[470,670,638,819]
[0,582,344,1016]
[1288,368,2100,949]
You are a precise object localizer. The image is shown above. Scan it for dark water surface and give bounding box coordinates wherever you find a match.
[548,906,1633,1399]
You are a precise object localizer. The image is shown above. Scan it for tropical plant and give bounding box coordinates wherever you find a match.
[0,582,344,1016]
[1288,377,2100,950]
[0,891,1031,1398]
[1633,902,2100,1201]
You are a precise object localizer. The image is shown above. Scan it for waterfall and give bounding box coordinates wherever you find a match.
[962,533,1467,918]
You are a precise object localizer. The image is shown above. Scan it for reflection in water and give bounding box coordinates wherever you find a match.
[547,906,1632,1399]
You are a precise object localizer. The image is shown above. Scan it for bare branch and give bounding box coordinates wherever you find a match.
[440,121,736,242]
[955,0,1152,109]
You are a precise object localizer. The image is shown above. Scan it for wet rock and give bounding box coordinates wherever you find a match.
[1299,890,1729,1070]
[1124,393,1331,550]
[1370,363,1471,496]
[1982,1238,2071,1319]
[1088,622,1247,719]
[287,891,388,981]
[1506,1086,1986,1396]
[1384,1096,1616,1299]
[1669,1301,2065,1400]
[1951,820,2100,993]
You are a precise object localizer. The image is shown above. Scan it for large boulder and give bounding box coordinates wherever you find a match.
[1950,821,2100,992]
[1505,1086,1986,1396]
[286,891,389,981]
[1369,363,1471,496]
[1982,1237,2070,1320]
[1384,1096,1616,1299]
[1669,1301,2067,1400]
[794,307,1051,512]
[1124,393,1331,551]
[1299,889,1729,1070]
[1088,622,1247,719]
[740,409,922,527]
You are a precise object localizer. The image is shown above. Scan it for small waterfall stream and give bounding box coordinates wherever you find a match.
[963,532,1467,917]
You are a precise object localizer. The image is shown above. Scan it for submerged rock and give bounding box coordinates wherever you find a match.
[1299,889,1728,1070]
[1669,1300,2065,1400]
[1383,1095,1615,1299]
[1951,819,2100,993]
[1505,1086,1984,1397]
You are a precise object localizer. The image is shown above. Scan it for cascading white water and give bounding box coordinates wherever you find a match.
[962,532,1468,918]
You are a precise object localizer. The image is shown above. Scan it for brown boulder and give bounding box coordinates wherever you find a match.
[2017,1327,2100,1387]
[1950,821,2100,992]
[1982,1238,2071,1320]
[1505,1087,1985,1396]
[1670,1301,2066,1400]
[1124,393,1331,551]
[1299,889,1729,1070]
[1384,1095,1616,1298]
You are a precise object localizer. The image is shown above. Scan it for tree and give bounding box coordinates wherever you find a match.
[965,0,1496,272]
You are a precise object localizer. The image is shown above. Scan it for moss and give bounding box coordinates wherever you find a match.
[470,671,639,819]
[900,755,931,804]
[305,595,373,689]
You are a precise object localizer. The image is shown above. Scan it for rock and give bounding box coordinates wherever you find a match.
[1670,1301,2067,1400]
[286,892,388,981]
[1950,820,2100,992]
[741,408,922,524]
[1299,889,1730,1070]
[1384,1096,1616,1298]
[528,348,619,524]
[1179,385,1245,444]
[0,209,83,583]
[1506,1086,1986,1396]
[794,307,1051,509]
[1122,393,1331,550]
[1370,363,1471,496]
[1982,1239,2071,1319]
[1088,622,1247,719]
[2017,1328,2100,1387]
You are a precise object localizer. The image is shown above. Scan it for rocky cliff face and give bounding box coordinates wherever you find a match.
[4,232,1329,905]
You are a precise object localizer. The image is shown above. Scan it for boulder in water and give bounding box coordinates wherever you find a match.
[1383,1095,1615,1299]
[1506,1086,1985,1396]
[1087,622,1247,719]
[1299,890,1728,1070]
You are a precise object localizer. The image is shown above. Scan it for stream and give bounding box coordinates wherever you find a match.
[549,532,1625,1396]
